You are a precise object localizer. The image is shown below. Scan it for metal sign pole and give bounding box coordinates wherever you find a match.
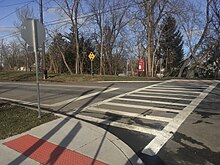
[21,19,45,119]
[91,60,93,75]
[32,19,41,118]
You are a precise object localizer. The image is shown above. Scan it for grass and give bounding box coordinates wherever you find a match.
[0,102,58,140]
[0,71,170,82]
[0,71,37,81]
[48,74,161,82]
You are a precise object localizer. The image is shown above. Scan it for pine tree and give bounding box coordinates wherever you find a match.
[48,33,73,74]
[159,15,184,75]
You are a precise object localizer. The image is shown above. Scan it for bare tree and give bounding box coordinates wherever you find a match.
[0,40,24,71]
[104,0,129,74]
[89,0,106,75]
[54,0,81,74]
[177,0,213,77]
[47,30,73,74]
[1,40,12,70]
[140,0,169,77]
[16,6,34,71]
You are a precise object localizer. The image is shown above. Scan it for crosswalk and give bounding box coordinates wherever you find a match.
[71,79,218,156]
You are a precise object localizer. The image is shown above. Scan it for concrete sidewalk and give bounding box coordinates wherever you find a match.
[0,116,143,165]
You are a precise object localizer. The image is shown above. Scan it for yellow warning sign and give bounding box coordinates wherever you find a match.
[88,52,95,61]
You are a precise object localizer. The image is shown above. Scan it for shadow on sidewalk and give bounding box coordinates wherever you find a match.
[8,119,81,165]
[46,121,81,164]
[7,83,114,164]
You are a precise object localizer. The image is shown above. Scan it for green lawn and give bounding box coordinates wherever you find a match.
[0,71,168,82]
[0,102,58,140]
[0,71,37,81]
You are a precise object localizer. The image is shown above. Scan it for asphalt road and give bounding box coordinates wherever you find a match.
[0,80,219,165]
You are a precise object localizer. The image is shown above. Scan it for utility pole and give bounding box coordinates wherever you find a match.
[39,0,46,79]
[0,52,2,71]
[40,0,43,23]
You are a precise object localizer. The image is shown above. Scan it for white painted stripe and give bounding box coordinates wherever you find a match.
[142,82,218,156]
[74,114,161,136]
[97,81,162,83]
[135,91,197,97]
[86,107,172,122]
[0,88,119,107]
[151,87,204,91]
[50,87,119,107]
[103,102,181,113]
[129,94,193,101]
[156,85,207,89]
[115,97,188,107]
[143,89,201,94]
[0,81,115,89]
[0,97,37,106]
[171,79,219,83]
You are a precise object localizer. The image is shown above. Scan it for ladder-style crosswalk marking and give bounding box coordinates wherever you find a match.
[129,94,193,101]
[72,79,217,157]
[142,89,201,94]
[142,82,218,156]
[115,97,189,107]
[150,87,204,91]
[86,107,172,122]
[102,102,181,113]
[155,85,208,89]
[91,80,174,107]
[135,91,197,97]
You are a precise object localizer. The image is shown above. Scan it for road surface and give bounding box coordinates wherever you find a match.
[0,79,219,165]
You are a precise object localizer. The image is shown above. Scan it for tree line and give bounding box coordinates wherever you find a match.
[0,0,219,78]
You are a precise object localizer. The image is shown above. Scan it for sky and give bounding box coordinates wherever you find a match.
[0,0,63,41]
[0,0,208,57]
[0,0,94,42]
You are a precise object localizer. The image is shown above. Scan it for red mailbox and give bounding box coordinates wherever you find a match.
[138,59,145,72]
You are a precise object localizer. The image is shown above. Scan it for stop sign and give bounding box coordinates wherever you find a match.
[21,19,45,49]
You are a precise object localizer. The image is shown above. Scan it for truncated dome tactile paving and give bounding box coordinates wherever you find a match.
[4,134,108,165]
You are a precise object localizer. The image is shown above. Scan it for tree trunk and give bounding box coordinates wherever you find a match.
[60,51,73,75]
[100,12,104,75]
[178,58,190,77]
[187,46,214,77]
[146,0,152,77]
[75,28,80,74]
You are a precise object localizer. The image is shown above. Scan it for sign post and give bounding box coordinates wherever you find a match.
[91,60,93,75]
[21,19,45,118]
[88,52,95,75]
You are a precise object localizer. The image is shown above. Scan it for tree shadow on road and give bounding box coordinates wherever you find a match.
[71,83,114,115]
[56,89,94,112]
[6,83,115,165]
[156,131,220,165]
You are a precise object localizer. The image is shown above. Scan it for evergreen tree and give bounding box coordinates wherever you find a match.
[48,33,73,74]
[66,27,95,74]
[159,15,184,75]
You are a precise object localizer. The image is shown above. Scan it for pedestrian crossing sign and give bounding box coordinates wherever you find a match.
[88,52,95,61]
